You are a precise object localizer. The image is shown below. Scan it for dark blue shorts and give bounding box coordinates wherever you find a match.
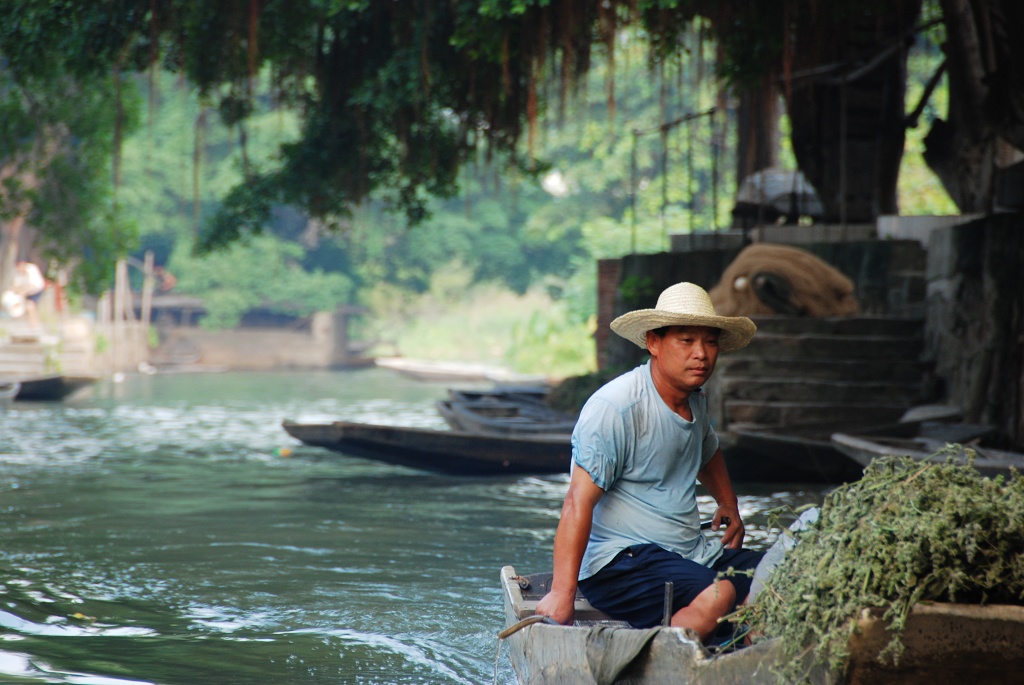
[577,544,764,629]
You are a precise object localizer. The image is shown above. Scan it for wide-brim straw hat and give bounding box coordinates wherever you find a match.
[610,282,756,353]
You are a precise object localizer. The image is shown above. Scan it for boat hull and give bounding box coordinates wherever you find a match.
[282,420,570,475]
[719,428,865,484]
[830,432,1024,478]
[500,565,810,685]
[10,374,97,401]
[718,409,970,484]
[435,398,577,436]
[500,564,1024,685]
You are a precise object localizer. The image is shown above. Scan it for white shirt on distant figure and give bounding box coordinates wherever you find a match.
[14,262,45,299]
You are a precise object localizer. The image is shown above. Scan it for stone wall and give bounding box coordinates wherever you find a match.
[598,249,743,370]
[598,239,928,371]
[150,310,370,371]
[596,217,1024,448]
[925,215,1024,445]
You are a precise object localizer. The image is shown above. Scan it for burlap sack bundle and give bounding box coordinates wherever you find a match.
[708,243,860,317]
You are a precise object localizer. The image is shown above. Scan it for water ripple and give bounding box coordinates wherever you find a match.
[0,609,157,638]
[283,627,474,685]
[0,650,155,685]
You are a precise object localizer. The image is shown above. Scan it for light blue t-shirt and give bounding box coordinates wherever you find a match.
[573,361,723,580]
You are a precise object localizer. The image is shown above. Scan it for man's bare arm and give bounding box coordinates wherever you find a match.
[534,464,604,625]
[697,448,744,549]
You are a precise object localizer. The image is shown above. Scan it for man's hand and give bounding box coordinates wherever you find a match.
[535,588,577,626]
[714,504,745,549]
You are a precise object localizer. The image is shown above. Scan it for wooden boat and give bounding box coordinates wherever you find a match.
[0,380,19,406]
[374,356,549,384]
[719,425,867,484]
[435,397,577,436]
[281,420,570,475]
[500,565,786,685]
[719,406,972,484]
[10,374,97,401]
[447,387,551,405]
[830,432,1024,478]
[500,564,1024,684]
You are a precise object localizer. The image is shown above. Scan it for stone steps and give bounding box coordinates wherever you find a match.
[724,400,915,429]
[0,320,97,378]
[721,377,922,404]
[0,340,56,377]
[717,357,928,384]
[738,332,923,361]
[714,315,929,431]
[746,316,923,336]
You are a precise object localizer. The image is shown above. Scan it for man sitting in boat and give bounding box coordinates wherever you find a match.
[535,282,764,644]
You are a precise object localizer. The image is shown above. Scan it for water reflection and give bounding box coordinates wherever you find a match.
[0,370,831,684]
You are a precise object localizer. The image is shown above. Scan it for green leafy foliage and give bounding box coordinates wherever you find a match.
[0,66,140,292]
[0,0,762,243]
[119,70,304,260]
[172,233,353,329]
[742,452,1024,683]
[898,22,959,216]
[505,304,595,376]
[2,0,960,358]
[362,269,597,376]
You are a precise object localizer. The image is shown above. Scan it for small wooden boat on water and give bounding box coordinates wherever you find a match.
[374,357,550,385]
[0,380,19,407]
[7,374,98,401]
[500,564,1024,684]
[447,386,551,405]
[436,397,577,436]
[830,432,1024,478]
[719,406,972,484]
[719,425,866,484]
[500,564,787,685]
[281,420,570,475]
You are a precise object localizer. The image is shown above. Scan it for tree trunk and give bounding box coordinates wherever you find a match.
[931,215,1024,445]
[0,216,26,292]
[924,0,1024,213]
[734,76,780,183]
[785,1,921,224]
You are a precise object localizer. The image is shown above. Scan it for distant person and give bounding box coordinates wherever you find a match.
[535,282,763,645]
[12,261,46,326]
[155,266,177,293]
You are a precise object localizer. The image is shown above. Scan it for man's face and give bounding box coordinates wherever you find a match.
[646,325,721,392]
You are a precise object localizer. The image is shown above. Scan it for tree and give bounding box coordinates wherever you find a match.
[2,0,1018,256]
[786,0,923,223]
[171,233,353,328]
[924,0,1024,212]
[0,65,138,292]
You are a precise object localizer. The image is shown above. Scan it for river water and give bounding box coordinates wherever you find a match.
[0,369,830,685]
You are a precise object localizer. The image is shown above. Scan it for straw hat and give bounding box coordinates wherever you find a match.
[610,282,756,353]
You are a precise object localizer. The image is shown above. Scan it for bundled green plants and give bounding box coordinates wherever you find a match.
[740,449,1024,683]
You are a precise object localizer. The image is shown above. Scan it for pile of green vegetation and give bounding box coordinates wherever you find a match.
[742,451,1024,682]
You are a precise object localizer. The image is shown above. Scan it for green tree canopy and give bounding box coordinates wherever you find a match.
[0,0,805,248]
[0,66,139,291]
[4,0,1019,264]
